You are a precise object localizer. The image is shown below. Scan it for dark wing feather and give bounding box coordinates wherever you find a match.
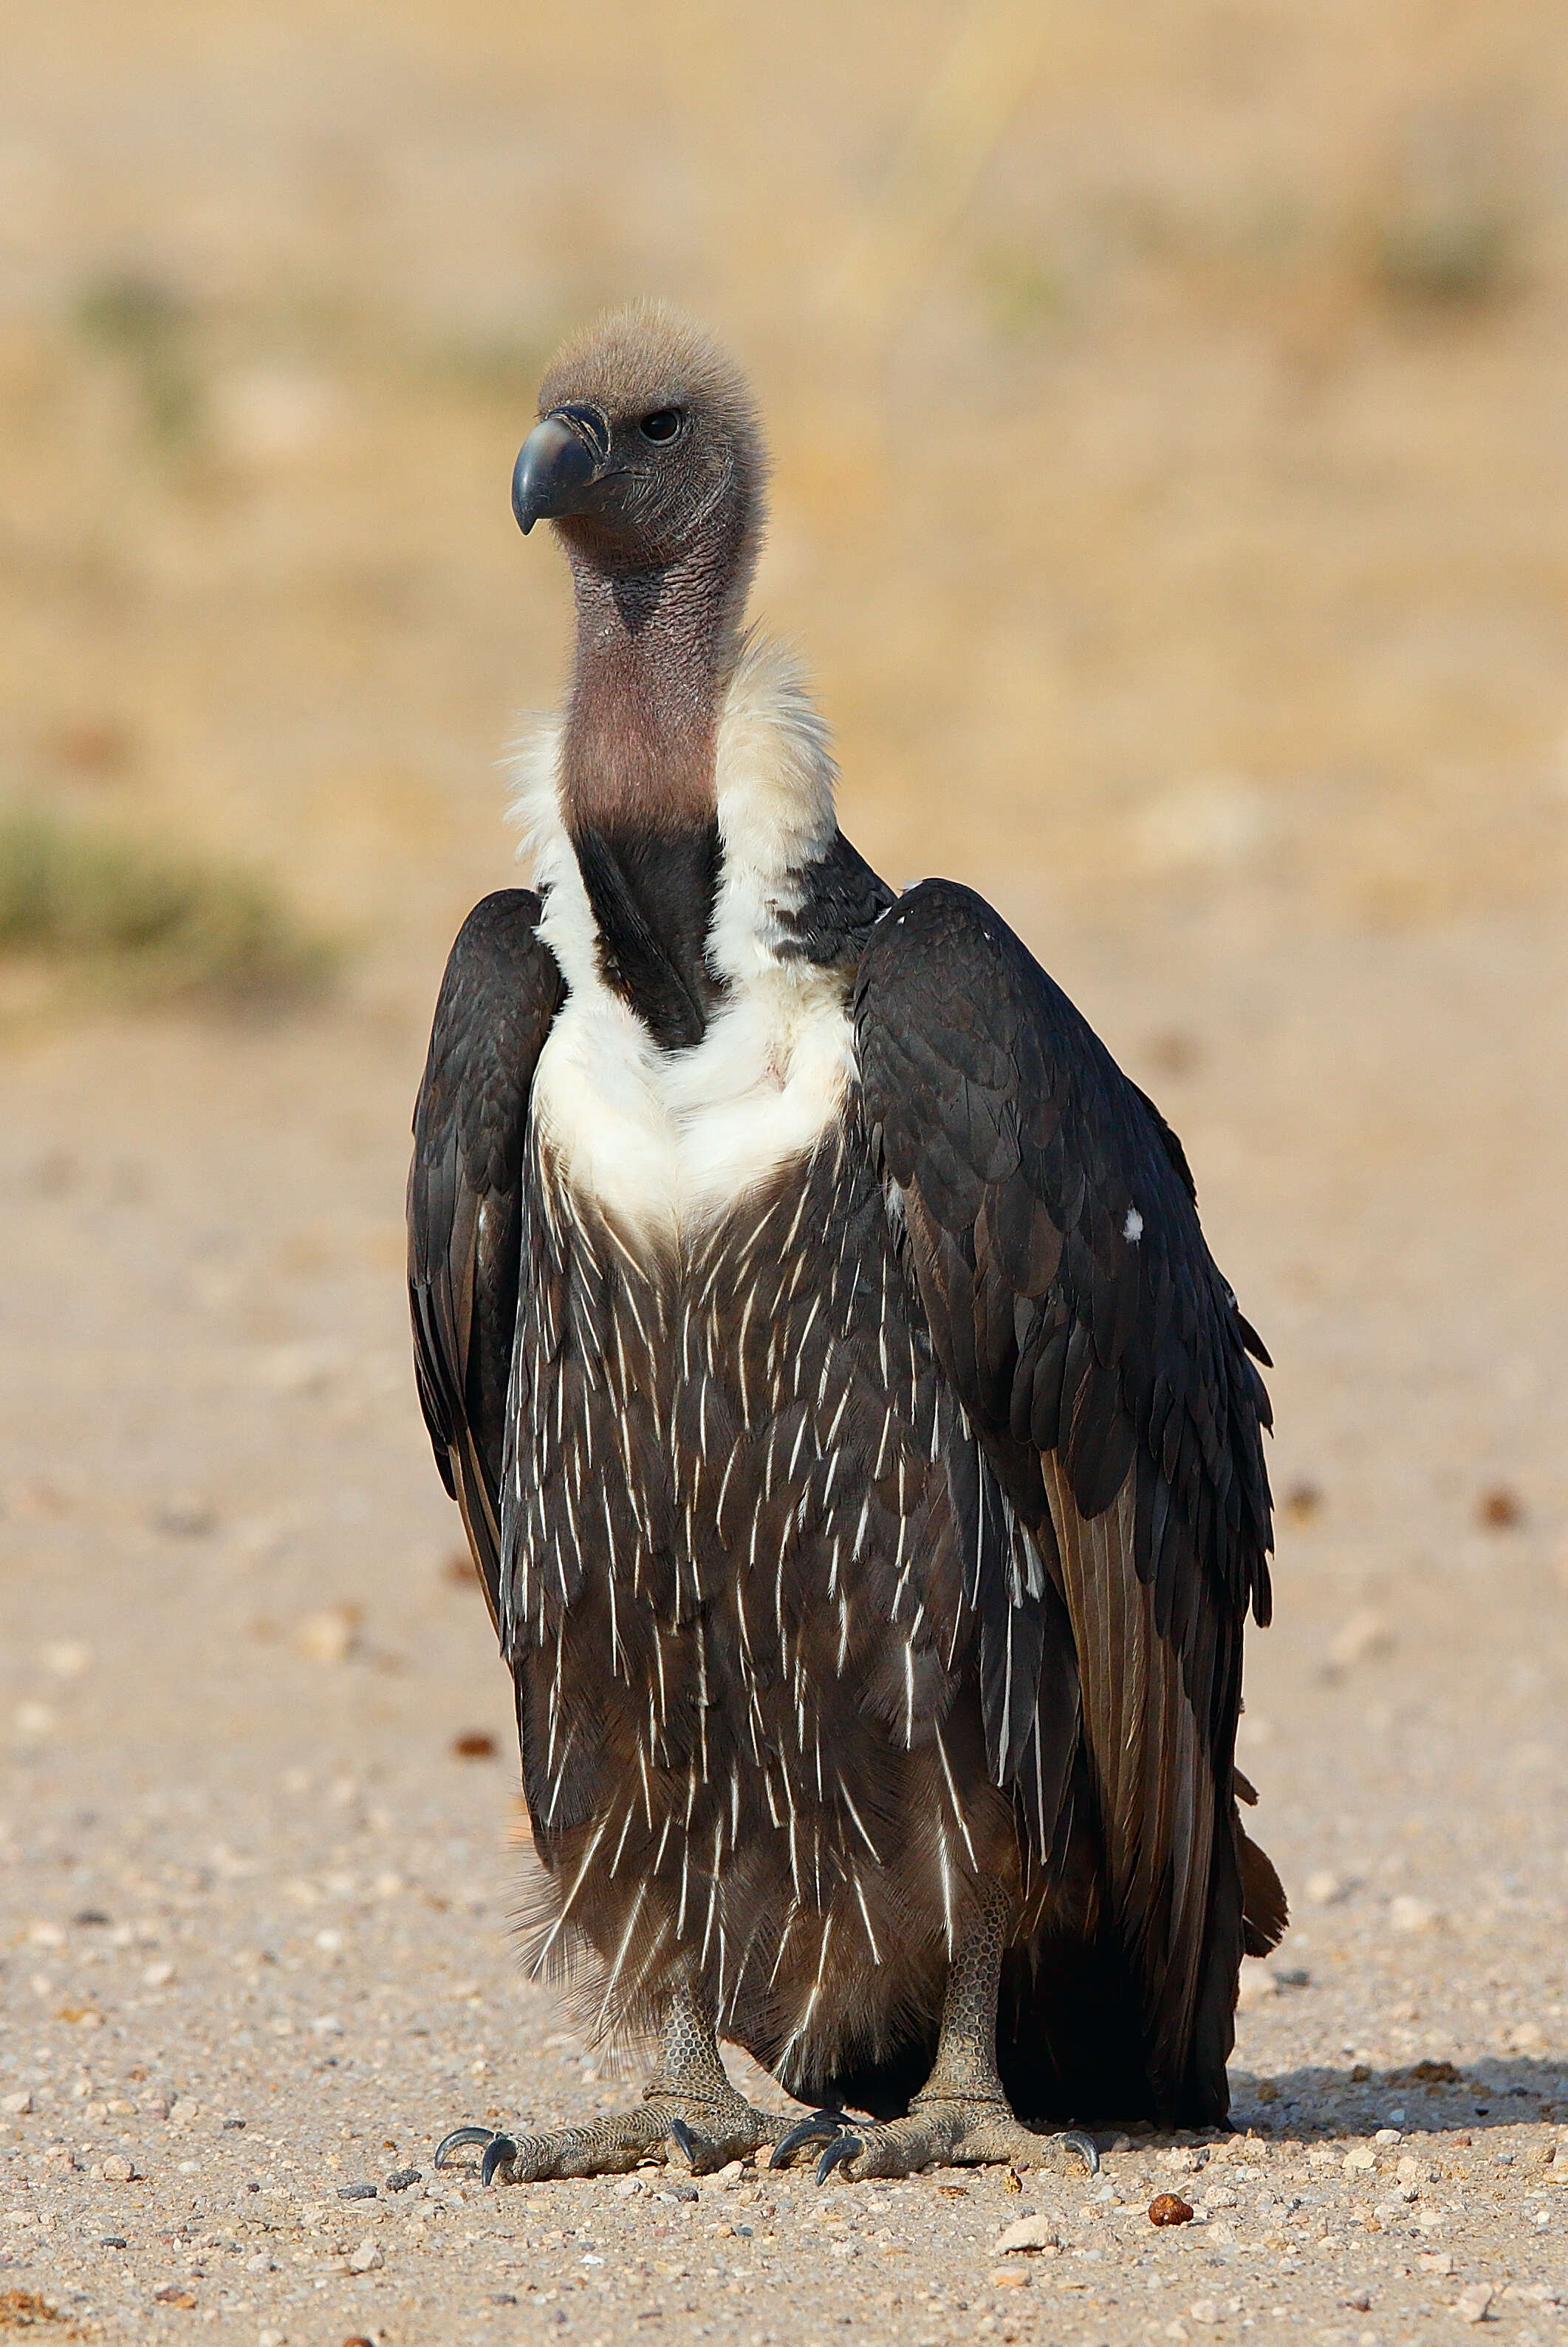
[855,878,1277,2117]
[408,890,564,1630]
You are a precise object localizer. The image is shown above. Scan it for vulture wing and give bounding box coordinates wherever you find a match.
[408,890,565,1631]
[855,878,1278,2117]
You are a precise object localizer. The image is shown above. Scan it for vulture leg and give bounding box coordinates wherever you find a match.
[434,1980,787,2184]
[773,1886,1100,2184]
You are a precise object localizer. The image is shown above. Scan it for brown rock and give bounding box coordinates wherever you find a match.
[1149,2193,1194,2226]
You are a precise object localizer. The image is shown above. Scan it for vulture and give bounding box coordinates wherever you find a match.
[411,303,1284,2189]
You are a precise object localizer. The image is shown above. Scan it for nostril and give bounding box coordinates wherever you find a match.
[551,400,611,459]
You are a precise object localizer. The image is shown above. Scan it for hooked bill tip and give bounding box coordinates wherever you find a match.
[512,413,600,536]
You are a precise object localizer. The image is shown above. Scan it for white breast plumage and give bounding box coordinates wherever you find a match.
[513,635,855,1243]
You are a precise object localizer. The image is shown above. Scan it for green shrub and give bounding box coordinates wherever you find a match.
[0,802,336,1011]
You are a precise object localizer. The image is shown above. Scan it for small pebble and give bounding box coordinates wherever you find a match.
[1327,1607,1391,1670]
[1189,2303,1219,2327]
[99,2235,127,2249]
[1343,2146,1377,2172]
[294,1607,359,1664]
[1149,2193,1194,2227]
[386,2165,421,2191]
[346,2238,383,2273]
[1343,2289,1372,2311]
[1,2092,32,2116]
[101,2155,135,2183]
[155,1497,218,1538]
[996,2214,1059,2254]
[1456,2283,1494,2323]
[338,2181,377,2200]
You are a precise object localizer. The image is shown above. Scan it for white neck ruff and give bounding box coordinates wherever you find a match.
[509,635,855,1243]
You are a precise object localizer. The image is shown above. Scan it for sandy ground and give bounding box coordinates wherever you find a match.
[1,887,1566,2347]
[4,3,1568,2343]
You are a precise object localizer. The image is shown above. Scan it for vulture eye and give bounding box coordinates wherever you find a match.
[639,407,683,444]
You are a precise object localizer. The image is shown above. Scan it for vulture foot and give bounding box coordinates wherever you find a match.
[434,2088,782,2184]
[772,1885,1100,2184]
[434,1980,787,2184]
[773,2101,1099,2184]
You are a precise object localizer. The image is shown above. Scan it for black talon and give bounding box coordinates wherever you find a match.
[667,2114,702,2171]
[1060,2129,1099,2176]
[814,2132,863,2184]
[434,2125,496,2170]
[770,2108,850,2168]
[480,2133,520,2186]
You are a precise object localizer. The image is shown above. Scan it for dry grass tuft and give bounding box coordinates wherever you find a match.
[0,2290,71,2332]
[1371,193,1516,308]
[0,800,336,1013]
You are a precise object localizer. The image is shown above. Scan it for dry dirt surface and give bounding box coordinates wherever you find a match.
[4,4,1568,2346]
[1,911,1565,2347]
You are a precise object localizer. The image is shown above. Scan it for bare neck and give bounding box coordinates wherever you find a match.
[559,537,743,838]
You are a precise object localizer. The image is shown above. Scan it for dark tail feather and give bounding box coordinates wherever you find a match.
[1238,1819,1288,1958]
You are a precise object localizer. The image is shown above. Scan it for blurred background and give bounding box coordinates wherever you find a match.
[4,0,1567,979]
[1,0,1567,2229]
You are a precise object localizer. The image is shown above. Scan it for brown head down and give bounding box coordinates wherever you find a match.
[510,304,768,1048]
[513,301,766,843]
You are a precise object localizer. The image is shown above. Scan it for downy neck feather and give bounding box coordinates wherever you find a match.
[512,631,838,991]
[508,635,852,1240]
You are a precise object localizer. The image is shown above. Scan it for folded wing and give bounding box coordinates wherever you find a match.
[408,890,564,1629]
[855,879,1280,2117]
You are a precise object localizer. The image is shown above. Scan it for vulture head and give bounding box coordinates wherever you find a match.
[513,302,764,617]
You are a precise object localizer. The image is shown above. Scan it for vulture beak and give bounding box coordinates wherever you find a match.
[512,408,606,536]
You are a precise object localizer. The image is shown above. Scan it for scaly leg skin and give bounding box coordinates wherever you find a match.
[770,1884,1100,2186]
[434,1981,789,2184]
